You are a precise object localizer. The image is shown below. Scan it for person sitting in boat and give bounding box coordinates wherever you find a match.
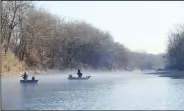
[32,76,35,80]
[77,69,83,78]
[22,71,28,80]
[69,75,72,78]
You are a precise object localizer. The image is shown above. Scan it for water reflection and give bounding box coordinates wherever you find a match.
[20,83,38,110]
[17,77,116,110]
[2,72,184,110]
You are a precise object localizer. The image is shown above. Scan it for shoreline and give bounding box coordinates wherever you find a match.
[2,69,184,78]
[144,70,184,78]
[1,69,139,77]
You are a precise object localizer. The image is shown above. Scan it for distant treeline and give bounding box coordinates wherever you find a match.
[1,1,165,71]
[165,25,184,70]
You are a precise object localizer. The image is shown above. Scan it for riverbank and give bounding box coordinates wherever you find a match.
[144,70,184,78]
[1,69,65,77]
[159,70,184,78]
[1,69,138,77]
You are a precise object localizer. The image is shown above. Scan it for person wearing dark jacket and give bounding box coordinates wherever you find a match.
[22,72,28,80]
[32,76,35,80]
[77,69,83,78]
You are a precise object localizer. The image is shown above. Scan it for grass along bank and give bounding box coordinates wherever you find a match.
[1,50,25,77]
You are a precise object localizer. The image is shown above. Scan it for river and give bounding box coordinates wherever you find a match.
[2,71,184,110]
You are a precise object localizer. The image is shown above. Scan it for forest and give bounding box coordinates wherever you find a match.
[1,1,165,73]
[165,25,184,70]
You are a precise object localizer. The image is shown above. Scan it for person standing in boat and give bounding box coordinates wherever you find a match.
[77,69,83,78]
[22,71,28,80]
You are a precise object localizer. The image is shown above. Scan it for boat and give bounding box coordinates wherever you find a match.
[68,75,91,80]
[20,80,38,83]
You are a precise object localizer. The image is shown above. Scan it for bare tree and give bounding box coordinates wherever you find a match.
[2,4,164,71]
[2,1,33,54]
[166,25,184,70]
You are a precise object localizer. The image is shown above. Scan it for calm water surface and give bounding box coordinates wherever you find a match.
[2,71,184,110]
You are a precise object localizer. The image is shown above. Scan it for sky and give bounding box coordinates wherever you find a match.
[35,1,184,54]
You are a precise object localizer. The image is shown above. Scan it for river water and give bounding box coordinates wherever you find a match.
[2,71,184,110]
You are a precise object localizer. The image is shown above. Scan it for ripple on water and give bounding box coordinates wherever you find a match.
[2,72,184,110]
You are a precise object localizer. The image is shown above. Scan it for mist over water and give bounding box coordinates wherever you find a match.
[2,71,184,110]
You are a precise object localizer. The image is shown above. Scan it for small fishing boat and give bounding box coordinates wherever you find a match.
[20,80,38,83]
[68,75,91,80]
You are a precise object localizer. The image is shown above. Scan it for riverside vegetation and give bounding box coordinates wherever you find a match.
[4,1,182,76]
